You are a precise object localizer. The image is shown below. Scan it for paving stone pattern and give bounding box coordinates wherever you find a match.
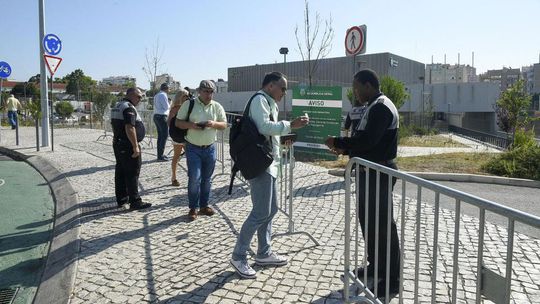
[1,128,539,303]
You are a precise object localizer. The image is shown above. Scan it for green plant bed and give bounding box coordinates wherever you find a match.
[399,135,468,148]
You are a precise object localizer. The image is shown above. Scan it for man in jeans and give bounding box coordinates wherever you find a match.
[230,72,309,279]
[175,80,227,221]
[153,83,170,161]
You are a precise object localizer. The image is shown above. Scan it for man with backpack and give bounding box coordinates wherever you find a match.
[230,72,309,279]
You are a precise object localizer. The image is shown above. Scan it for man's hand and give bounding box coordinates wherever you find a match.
[331,148,345,155]
[131,146,140,158]
[325,136,336,149]
[191,122,203,129]
[291,116,309,129]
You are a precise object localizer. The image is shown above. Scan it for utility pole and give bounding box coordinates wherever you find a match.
[39,0,50,147]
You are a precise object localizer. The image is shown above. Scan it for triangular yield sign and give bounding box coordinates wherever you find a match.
[44,54,62,75]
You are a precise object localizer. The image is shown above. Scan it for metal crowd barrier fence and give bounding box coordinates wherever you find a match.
[96,107,113,141]
[274,144,319,247]
[138,109,154,149]
[343,157,540,304]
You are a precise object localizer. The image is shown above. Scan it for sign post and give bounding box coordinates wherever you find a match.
[43,33,62,152]
[0,61,12,143]
[292,86,342,160]
[345,25,367,74]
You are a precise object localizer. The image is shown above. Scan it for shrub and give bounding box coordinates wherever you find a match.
[482,129,540,180]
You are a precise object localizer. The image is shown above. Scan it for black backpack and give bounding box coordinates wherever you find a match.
[228,93,274,194]
[169,98,194,143]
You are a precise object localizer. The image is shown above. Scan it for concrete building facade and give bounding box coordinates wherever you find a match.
[228,52,425,92]
[479,67,521,91]
[425,64,477,84]
[101,76,136,87]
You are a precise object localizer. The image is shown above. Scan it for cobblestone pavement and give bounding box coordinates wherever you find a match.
[1,127,539,303]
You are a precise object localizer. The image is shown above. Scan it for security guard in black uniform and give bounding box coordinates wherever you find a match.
[325,69,400,300]
[111,87,151,210]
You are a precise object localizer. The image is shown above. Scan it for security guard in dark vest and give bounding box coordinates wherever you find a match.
[111,87,151,210]
[325,69,400,299]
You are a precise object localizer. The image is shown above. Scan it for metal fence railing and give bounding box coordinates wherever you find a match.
[449,125,510,150]
[343,157,540,304]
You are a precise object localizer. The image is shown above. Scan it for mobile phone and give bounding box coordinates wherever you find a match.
[280,133,297,144]
[196,121,208,128]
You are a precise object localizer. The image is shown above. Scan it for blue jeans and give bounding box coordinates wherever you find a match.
[8,111,17,128]
[232,171,278,262]
[186,143,216,209]
[153,114,168,158]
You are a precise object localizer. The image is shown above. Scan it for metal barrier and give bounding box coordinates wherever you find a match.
[343,157,540,304]
[274,144,319,247]
[449,125,510,150]
[96,107,113,141]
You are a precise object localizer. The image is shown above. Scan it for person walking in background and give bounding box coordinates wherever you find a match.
[230,72,309,279]
[175,80,227,221]
[325,69,400,299]
[5,94,22,129]
[153,83,170,161]
[168,88,190,186]
[111,87,152,210]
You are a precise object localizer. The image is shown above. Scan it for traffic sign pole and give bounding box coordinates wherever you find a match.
[49,75,54,152]
[39,0,50,148]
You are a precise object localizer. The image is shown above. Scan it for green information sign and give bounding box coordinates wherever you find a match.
[292,86,342,160]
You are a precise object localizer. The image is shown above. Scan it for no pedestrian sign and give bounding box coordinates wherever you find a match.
[345,25,367,56]
[44,54,62,75]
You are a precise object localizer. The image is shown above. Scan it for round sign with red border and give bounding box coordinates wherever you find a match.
[345,26,364,55]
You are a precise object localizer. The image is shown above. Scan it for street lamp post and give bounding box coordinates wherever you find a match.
[419,76,425,128]
[279,47,288,118]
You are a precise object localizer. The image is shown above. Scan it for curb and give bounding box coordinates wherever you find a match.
[0,147,80,304]
[328,169,540,189]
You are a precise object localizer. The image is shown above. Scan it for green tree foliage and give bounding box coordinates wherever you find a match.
[10,82,39,98]
[54,101,74,119]
[380,76,409,109]
[62,69,96,100]
[495,79,531,140]
[27,98,42,120]
[28,74,41,83]
[92,91,117,127]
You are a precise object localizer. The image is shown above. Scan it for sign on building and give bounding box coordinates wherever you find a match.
[292,86,342,160]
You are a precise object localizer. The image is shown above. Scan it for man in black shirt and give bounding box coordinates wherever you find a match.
[111,87,151,210]
[325,69,400,298]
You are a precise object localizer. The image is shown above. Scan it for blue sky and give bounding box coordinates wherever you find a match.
[1,0,539,89]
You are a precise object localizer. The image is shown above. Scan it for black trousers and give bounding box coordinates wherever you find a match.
[357,163,400,281]
[113,141,142,205]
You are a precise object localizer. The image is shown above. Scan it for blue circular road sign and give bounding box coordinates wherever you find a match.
[43,34,62,55]
[0,61,11,78]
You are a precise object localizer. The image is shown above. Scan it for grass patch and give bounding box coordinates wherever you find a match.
[315,152,498,175]
[399,135,467,147]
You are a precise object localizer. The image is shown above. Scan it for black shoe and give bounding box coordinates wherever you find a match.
[130,202,152,210]
[117,201,128,208]
[157,156,169,162]
[373,278,399,299]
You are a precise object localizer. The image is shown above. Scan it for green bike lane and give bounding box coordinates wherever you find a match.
[0,154,54,304]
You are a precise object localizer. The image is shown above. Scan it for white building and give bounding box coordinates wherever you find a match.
[215,79,228,93]
[154,74,181,92]
[102,76,136,86]
[425,64,477,84]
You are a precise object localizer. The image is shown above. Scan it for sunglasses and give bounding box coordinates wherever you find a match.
[281,87,288,93]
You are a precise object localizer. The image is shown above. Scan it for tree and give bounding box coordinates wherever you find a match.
[28,74,41,83]
[495,79,532,142]
[10,82,39,99]
[92,90,117,127]
[295,0,334,87]
[62,69,96,100]
[27,98,42,120]
[55,101,74,119]
[380,76,409,109]
[142,38,164,91]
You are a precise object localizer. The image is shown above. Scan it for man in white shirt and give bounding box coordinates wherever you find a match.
[230,72,309,279]
[153,83,170,161]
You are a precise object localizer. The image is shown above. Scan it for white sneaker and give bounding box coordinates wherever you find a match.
[255,252,288,266]
[230,259,257,279]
